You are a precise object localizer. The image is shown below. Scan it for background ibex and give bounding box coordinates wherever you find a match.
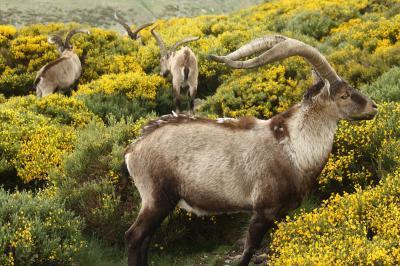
[114,12,153,40]
[124,35,378,266]
[34,29,90,98]
[151,28,199,114]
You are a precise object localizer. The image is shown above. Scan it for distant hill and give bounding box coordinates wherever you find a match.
[0,0,263,28]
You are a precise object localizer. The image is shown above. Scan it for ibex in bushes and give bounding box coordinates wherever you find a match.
[124,35,378,266]
[151,27,199,114]
[114,12,153,40]
[34,29,90,98]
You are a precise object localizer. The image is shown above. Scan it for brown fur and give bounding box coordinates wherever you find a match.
[351,91,368,107]
[269,105,298,141]
[33,56,69,86]
[303,80,325,102]
[141,114,257,137]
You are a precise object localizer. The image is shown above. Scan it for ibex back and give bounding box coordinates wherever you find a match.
[124,35,378,266]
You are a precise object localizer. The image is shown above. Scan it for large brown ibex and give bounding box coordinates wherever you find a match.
[124,35,378,266]
[34,29,90,98]
[151,28,199,114]
[114,12,153,40]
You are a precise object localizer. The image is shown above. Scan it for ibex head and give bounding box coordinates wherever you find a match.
[151,27,199,77]
[48,29,90,53]
[114,12,153,40]
[209,35,377,121]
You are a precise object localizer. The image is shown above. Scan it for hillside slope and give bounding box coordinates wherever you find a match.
[0,0,399,265]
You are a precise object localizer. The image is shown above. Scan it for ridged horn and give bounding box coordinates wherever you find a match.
[150,27,167,56]
[171,36,200,52]
[131,22,154,39]
[114,12,137,39]
[209,35,342,88]
[64,29,90,48]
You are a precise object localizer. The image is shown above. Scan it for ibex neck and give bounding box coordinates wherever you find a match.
[284,104,338,182]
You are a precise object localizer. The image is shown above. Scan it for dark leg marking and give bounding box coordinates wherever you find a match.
[238,212,274,266]
[139,236,152,266]
[126,205,174,266]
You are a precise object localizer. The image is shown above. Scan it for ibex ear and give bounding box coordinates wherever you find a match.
[311,69,323,85]
[318,79,332,101]
[303,79,325,103]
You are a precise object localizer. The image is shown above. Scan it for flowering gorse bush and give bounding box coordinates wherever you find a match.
[0,95,96,183]
[76,69,166,102]
[0,188,86,265]
[201,65,302,118]
[319,102,400,193]
[269,166,400,265]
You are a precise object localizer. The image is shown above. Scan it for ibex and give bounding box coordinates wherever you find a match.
[124,35,378,266]
[151,28,199,114]
[114,12,153,40]
[34,29,90,98]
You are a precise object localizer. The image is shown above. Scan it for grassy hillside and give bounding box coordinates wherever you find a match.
[1,0,263,28]
[0,0,399,265]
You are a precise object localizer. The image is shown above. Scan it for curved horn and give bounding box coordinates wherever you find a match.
[221,35,287,61]
[64,29,90,48]
[171,36,200,52]
[150,27,167,56]
[114,11,138,39]
[209,35,342,87]
[131,22,154,39]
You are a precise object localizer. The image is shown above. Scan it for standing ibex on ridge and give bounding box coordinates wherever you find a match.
[114,12,153,40]
[151,28,199,114]
[34,29,90,98]
[124,35,378,266]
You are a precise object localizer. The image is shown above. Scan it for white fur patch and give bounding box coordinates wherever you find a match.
[285,110,337,174]
[124,152,134,177]
[178,199,210,216]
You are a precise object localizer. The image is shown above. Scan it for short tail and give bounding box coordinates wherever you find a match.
[183,48,191,81]
[184,66,190,81]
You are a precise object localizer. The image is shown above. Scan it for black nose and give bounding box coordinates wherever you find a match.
[372,103,378,109]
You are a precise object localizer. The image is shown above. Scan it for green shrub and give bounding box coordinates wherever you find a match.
[287,11,337,40]
[77,93,151,123]
[0,71,34,97]
[363,67,400,102]
[0,188,86,265]
[54,118,146,244]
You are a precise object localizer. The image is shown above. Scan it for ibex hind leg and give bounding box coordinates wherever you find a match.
[172,86,181,114]
[125,195,176,266]
[187,89,195,116]
[188,84,197,115]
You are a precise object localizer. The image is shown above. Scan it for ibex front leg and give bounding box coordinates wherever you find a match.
[238,211,275,266]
